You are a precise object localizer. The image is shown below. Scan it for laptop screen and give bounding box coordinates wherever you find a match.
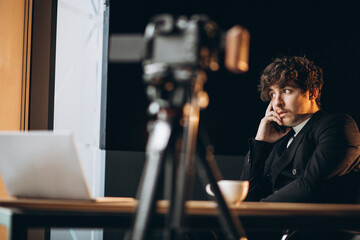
[0,131,92,200]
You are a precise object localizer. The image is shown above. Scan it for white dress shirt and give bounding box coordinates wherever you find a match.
[287,117,311,148]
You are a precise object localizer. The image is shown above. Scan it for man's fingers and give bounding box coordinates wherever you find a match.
[265,102,273,115]
[267,116,282,125]
[266,111,282,122]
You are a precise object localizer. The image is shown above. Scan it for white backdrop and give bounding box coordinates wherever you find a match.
[53,0,106,239]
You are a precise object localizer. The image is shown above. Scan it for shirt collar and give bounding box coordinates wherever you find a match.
[292,117,311,137]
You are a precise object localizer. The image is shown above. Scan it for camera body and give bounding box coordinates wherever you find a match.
[109,14,249,74]
[143,14,221,70]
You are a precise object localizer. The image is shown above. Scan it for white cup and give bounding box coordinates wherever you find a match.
[206,180,249,205]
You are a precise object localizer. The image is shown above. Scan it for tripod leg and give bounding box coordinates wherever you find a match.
[165,148,194,240]
[196,130,247,240]
[165,102,200,240]
[162,125,180,240]
[127,119,172,240]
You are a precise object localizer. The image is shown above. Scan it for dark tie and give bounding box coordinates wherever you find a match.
[277,128,295,156]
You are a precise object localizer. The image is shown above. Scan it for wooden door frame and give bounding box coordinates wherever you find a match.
[21,0,33,130]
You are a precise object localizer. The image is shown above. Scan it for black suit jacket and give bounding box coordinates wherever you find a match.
[240,110,360,203]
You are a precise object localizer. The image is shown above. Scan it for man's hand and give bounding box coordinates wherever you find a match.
[255,102,291,143]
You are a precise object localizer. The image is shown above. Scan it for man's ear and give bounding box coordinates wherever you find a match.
[309,88,319,100]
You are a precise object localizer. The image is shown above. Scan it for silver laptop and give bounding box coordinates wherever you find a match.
[0,131,93,201]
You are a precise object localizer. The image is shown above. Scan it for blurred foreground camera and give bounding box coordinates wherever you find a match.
[109,14,250,74]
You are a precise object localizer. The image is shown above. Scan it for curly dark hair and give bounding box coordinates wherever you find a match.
[258,56,324,107]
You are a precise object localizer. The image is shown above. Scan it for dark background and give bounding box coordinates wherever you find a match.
[105,0,360,156]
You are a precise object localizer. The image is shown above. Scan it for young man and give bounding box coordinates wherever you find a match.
[240,56,360,203]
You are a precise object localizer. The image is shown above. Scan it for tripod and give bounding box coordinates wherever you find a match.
[126,66,247,240]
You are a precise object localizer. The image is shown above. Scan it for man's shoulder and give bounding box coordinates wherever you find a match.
[312,111,356,125]
[311,111,359,134]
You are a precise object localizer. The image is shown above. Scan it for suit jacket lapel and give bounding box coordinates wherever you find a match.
[270,111,325,182]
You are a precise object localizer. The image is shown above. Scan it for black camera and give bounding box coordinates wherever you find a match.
[109,14,250,74]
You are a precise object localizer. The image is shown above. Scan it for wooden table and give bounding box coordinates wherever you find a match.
[0,197,359,240]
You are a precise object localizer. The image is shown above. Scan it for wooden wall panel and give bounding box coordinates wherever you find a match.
[0,0,32,131]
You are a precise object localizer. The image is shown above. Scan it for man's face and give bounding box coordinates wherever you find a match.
[268,81,315,127]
